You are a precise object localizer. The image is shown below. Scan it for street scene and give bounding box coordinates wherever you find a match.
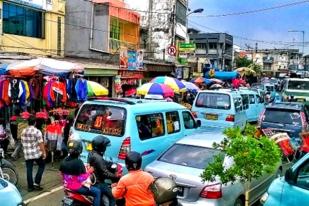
[0,0,309,206]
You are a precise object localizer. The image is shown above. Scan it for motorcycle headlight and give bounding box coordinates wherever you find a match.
[260,192,269,204]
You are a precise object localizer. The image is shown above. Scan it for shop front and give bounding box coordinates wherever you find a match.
[118,70,144,97]
[143,61,175,82]
[84,67,118,97]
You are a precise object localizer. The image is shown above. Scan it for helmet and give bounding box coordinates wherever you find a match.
[67,139,83,157]
[150,177,178,204]
[92,135,111,155]
[125,151,142,171]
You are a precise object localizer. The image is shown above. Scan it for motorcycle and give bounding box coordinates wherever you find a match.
[62,162,123,206]
[0,148,18,185]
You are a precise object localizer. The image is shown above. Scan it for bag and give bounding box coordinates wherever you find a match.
[150,177,178,204]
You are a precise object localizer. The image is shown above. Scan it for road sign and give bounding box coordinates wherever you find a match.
[167,45,177,56]
[178,42,196,53]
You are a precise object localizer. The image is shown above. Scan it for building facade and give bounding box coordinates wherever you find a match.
[189,31,234,70]
[246,49,302,74]
[65,0,142,96]
[0,0,65,57]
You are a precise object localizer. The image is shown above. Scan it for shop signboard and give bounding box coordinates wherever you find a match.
[9,0,48,10]
[136,50,144,70]
[120,48,128,69]
[127,50,137,70]
[178,42,196,53]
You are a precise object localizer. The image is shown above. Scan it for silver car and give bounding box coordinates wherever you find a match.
[145,131,278,206]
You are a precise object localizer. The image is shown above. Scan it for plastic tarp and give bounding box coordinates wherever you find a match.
[7,58,84,77]
[204,71,238,80]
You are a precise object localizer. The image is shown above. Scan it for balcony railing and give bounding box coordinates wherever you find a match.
[109,39,138,52]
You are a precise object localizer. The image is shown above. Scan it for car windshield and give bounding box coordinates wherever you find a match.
[75,104,126,136]
[288,80,309,90]
[195,93,231,110]
[265,86,274,92]
[159,144,222,169]
[263,109,302,125]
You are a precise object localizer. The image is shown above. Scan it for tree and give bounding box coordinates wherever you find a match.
[249,63,262,76]
[235,57,253,68]
[201,125,281,206]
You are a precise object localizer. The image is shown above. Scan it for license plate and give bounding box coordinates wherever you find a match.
[63,197,74,205]
[205,114,218,120]
[297,98,305,102]
[177,186,184,197]
[86,143,93,151]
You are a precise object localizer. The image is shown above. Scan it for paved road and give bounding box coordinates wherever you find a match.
[8,155,63,205]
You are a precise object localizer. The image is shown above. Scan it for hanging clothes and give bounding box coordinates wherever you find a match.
[50,80,67,107]
[8,79,23,104]
[43,79,55,108]
[29,77,41,100]
[67,77,77,101]
[45,121,63,152]
[2,79,10,106]
[75,78,87,102]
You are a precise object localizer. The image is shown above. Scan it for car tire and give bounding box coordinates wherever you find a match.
[234,198,244,206]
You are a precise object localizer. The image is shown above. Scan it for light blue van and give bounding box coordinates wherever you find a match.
[239,88,265,123]
[71,98,200,169]
[261,153,309,206]
[192,89,247,130]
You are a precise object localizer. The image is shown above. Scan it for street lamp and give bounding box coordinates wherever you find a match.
[288,30,305,54]
[187,8,204,17]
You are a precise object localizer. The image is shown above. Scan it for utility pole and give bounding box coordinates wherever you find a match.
[171,5,176,46]
[147,0,153,58]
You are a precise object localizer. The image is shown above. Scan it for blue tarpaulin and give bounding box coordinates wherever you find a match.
[204,71,238,80]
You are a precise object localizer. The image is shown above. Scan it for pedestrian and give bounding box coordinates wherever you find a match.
[21,116,47,192]
[112,151,156,206]
[0,119,9,153]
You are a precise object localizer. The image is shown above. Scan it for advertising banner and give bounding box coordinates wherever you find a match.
[127,50,137,70]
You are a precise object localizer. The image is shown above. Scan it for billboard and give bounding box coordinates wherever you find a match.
[120,48,144,70]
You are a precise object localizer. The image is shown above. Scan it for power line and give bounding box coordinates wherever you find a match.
[188,20,309,47]
[191,0,309,18]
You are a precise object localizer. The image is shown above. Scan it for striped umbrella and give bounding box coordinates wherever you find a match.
[181,80,200,93]
[137,83,174,97]
[151,76,186,93]
[87,81,109,97]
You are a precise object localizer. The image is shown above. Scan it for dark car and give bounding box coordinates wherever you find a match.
[259,102,308,147]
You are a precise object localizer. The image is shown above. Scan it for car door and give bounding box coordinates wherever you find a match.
[248,94,257,121]
[256,95,265,120]
[182,111,197,136]
[280,160,309,205]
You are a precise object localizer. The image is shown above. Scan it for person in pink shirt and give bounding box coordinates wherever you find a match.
[59,139,101,206]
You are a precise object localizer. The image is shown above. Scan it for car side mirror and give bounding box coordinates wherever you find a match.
[195,120,201,128]
[285,168,296,185]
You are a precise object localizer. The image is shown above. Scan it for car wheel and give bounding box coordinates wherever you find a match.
[234,198,244,206]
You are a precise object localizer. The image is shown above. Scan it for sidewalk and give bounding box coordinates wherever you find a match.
[9,156,63,203]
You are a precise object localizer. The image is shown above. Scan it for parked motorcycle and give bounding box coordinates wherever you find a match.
[62,163,122,206]
[0,148,18,185]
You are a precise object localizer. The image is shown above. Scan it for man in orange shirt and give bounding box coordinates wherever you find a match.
[112,151,155,206]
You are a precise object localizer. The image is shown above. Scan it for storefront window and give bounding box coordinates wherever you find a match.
[3,2,44,38]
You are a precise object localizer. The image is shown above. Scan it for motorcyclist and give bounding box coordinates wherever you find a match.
[87,135,119,206]
[59,139,101,206]
[112,151,156,206]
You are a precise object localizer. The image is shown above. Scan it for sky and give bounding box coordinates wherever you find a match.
[125,0,309,54]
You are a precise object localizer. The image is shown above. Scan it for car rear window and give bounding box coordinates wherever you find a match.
[159,144,222,169]
[75,104,126,136]
[288,80,309,90]
[263,109,301,125]
[195,93,231,110]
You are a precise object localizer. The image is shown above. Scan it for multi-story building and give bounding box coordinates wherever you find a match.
[65,0,141,96]
[246,49,302,74]
[188,29,234,70]
[126,0,188,80]
[0,0,65,57]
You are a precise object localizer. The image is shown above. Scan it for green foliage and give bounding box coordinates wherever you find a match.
[235,57,253,68]
[249,63,262,76]
[201,125,281,184]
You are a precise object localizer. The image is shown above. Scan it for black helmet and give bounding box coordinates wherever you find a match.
[125,151,142,171]
[67,139,83,157]
[92,135,111,155]
[150,177,178,204]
